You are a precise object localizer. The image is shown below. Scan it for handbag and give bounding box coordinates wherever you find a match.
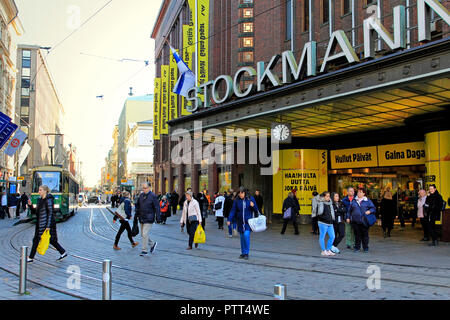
[116,202,127,219]
[37,229,51,255]
[214,201,223,210]
[131,216,139,237]
[248,212,267,232]
[363,213,377,227]
[283,207,292,220]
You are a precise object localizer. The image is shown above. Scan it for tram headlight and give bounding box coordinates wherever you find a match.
[33,204,37,208]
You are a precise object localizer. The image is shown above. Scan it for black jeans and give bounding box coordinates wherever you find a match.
[311,216,319,233]
[187,221,199,248]
[217,217,224,228]
[115,220,134,246]
[161,211,168,223]
[420,218,429,239]
[29,231,65,259]
[428,218,438,242]
[333,222,345,247]
[172,205,177,215]
[352,223,369,250]
[281,218,299,234]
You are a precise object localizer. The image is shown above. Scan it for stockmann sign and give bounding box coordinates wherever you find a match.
[186,0,449,113]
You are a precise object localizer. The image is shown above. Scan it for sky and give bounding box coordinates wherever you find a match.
[14,0,163,187]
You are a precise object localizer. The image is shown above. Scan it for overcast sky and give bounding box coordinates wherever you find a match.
[15,0,163,187]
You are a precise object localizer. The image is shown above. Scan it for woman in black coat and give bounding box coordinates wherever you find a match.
[27,185,67,262]
[281,192,300,235]
[331,192,346,253]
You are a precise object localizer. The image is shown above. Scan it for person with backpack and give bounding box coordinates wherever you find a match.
[113,191,139,250]
[330,192,346,254]
[214,192,225,229]
[317,191,336,256]
[346,188,376,253]
[281,192,300,235]
[160,195,170,224]
[424,184,444,247]
[227,187,259,260]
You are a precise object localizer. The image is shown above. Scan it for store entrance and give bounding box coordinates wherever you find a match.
[329,166,425,228]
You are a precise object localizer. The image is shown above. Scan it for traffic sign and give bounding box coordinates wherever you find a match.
[17,177,24,181]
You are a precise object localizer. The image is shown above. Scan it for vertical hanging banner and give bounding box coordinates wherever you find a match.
[0,112,11,133]
[160,65,170,135]
[169,49,178,120]
[182,24,194,116]
[197,0,209,90]
[4,129,27,156]
[153,78,161,141]
[0,122,18,149]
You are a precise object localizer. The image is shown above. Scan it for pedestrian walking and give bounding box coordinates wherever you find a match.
[113,191,139,250]
[197,192,208,231]
[20,192,28,213]
[317,191,336,256]
[160,195,169,224]
[331,192,346,254]
[223,191,236,238]
[311,191,320,234]
[170,190,179,216]
[254,190,264,214]
[227,187,259,260]
[342,187,356,250]
[26,185,67,263]
[179,188,192,232]
[346,188,376,253]
[380,186,395,238]
[7,192,18,219]
[180,191,202,250]
[111,193,117,208]
[424,184,444,246]
[417,189,429,242]
[135,183,161,256]
[281,192,299,235]
[214,192,225,229]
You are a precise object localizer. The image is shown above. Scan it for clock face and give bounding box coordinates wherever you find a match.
[272,124,290,141]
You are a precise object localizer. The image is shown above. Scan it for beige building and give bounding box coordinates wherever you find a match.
[0,0,22,178]
[124,120,154,191]
[15,45,66,186]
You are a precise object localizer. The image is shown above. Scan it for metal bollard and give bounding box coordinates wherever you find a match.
[102,260,112,300]
[274,284,287,300]
[19,246,28,294]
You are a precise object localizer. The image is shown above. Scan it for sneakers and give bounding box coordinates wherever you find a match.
[228,234,233,238]
[27,257,33,263]
[353,248,360,253]
[243,255,249,260]
[330,246,340,254]
[326,250,336,256]
[57,252,67,261]
[363,248,369,253]
[321,251,329,256]
[140,251,148,256]
[150,242,157,253]
[186,247,192,250]
[132,242,139,248]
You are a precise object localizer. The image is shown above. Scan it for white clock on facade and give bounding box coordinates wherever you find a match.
[272,123,291,142]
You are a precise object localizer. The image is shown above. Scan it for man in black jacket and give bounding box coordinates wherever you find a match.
[135,183,161,256]
[170,190,179,216]
[254,190,263,214]
[281,192,300,235]
[424,184,444,246]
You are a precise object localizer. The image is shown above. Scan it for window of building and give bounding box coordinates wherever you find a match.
[243,0,253,3]
[20,118,29,126]
[21,77,30,88]
[22,68,30,77]
[22,59,31,68]
[20,126,28,135]
[22,50,31,58]
[322,0,329,24]
[303,0,310,32]
[243,8,253,18]
[21,97,29,106]
[286,0,292,40]
[21,107,29,116]
[342,0,351,15]
[366,0,377,5]
[242,37,253,47]
[21,88,30,96]
[242,51,253,62]
[242,22,253,33]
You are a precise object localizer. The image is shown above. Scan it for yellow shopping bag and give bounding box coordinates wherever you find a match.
[193,225,206,244]
[37,229,51,255]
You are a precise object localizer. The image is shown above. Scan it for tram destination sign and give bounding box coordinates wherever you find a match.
[186,0,450,113]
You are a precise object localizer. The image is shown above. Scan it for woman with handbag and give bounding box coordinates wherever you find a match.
[227,187,259,260]
[113,191,139,250]
[180,191,202,250]
[281,192,299,235]
[346,188,376,253]
[160,195,169,224]
[27,185,67,263]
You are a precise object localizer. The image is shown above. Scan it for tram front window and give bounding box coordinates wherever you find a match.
[33,172,62,193]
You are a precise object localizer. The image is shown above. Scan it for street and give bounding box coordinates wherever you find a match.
[0,205,449,300]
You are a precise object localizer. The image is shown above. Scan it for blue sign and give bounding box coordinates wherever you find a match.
[9,184,17,195]
[0,112,11,133]
[0,122,18,149]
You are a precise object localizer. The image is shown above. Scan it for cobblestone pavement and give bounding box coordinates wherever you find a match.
[0,205,449,300]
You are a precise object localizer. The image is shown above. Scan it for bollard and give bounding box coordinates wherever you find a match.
[102,259,112,300]
[274,284,287,300]
[19,246,28,294]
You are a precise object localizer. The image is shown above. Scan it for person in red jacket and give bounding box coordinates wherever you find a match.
[160,195,169,224]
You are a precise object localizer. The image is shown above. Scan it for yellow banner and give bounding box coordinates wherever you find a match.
[161,65,169,135]
[273,150,328,215]
[378,142,426,167]
[153,78,161,140]
[182,24,194,116]
[330,146,378,169]
[187,0,195,28]
[169,50,178,120]
[197,0,209,87]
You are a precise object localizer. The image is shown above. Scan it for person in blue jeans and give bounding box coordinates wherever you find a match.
[227,187,259,260]
[317,191,336,256]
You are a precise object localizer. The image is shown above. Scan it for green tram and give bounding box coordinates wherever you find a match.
[29,166,79,222]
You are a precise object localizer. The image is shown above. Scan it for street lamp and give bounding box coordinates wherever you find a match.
[45,133,63,166]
